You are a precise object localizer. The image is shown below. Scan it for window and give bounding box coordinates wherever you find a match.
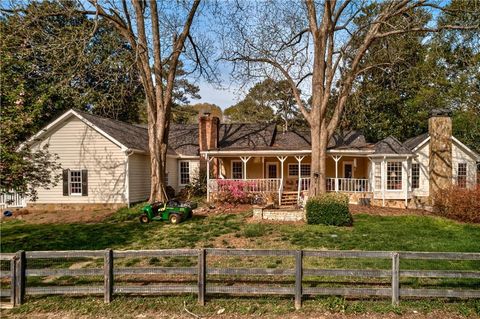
[266,163,278,178]
[387,162,402,190]
[232,161,243,179]
[288,164,311,177]
[411,163,420,189]
[69,170,82,195]
[374,162,381,190]
[179,162,190,185]
[457,163,467,188]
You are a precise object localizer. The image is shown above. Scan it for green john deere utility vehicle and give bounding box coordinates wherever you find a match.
[139,200,197,224]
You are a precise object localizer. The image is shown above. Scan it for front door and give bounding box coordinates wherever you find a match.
[266,163,278,178]
[344,163,353,178]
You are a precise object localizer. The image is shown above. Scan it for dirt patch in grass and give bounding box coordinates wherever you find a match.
[349,205,431,217]
[194,204,253,216]
[0,208,116,224]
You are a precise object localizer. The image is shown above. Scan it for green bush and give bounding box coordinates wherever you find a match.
[305,193,352,226]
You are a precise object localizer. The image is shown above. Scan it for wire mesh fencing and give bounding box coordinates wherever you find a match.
[0,253,15,307]
[0,249,478,309]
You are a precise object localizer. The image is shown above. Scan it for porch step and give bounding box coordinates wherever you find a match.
[281,191,298,206]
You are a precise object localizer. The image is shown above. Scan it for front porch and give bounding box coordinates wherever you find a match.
[205,153,374,206]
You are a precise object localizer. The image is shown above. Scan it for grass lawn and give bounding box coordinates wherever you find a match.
[1,205,479,318]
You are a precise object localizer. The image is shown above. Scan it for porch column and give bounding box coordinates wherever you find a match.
[295,156,305,203]
[332,155,342,192]
[240,156,251,180]
[277,156,288,206]
[206,155,215,203]
[367,157,374,192]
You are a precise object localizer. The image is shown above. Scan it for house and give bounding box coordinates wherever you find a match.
[200,109,479,208]
[15,108,479,210]
[20,109,200,210]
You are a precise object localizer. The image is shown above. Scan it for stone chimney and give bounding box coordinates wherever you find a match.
[199,112,220,171]
[429,108,453,200]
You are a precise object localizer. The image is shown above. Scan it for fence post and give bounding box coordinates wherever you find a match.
[295,250,303,310]
[104,249,113,303]
[391,252,400,306]
[15,250,25,305]
[10,256,17,307]
[198,248,206,306]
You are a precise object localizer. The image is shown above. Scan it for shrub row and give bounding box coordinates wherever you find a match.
[433,185,480,223]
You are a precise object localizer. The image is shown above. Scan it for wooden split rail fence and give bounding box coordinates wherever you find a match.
[0,249,479,309]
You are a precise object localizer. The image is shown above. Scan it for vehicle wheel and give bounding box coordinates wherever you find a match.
[139,214,150,224]
[169,213,181,224]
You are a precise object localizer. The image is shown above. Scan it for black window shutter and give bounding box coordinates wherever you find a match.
[82,170,88,196]
[63,169,69,196]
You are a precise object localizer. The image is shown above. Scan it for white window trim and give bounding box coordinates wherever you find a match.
[386,160,403,191]
[457,162,468,187]
[178,161,190,186]
[69,169,83,196]
[231,160,243,179]
[343,161,354,178]
[265,162,279,179]
[287,163,311,178]
[411,162,420,189]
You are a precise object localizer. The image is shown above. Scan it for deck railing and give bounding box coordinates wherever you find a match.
[208,178,282,194]
[1,249,478,309]
[0,192,26,209]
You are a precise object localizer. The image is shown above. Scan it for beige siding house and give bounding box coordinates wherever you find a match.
[22,110,200,209]
[11,108,478,210]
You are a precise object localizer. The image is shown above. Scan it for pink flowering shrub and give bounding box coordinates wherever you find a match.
[216,180,255,204]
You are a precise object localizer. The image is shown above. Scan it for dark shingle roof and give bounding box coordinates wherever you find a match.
[169,123,199,156]
[271,130,373,151]
[375,136,413,155]
[72,110,384,155]
[217,123,276,150]
[403,133,428,151]
[77,110,149,152]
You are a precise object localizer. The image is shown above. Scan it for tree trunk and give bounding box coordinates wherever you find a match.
[309,122,328,197]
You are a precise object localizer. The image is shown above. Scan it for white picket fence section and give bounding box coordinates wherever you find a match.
[0,192,27,209]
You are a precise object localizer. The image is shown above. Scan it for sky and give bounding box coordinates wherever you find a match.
[196,81,240,109]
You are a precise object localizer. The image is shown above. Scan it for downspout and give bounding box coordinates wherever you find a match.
[124,149,134,208]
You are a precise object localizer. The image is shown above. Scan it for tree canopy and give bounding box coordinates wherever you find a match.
[224,79,306,129]
[0,1,145,197]
[341,1,480,152]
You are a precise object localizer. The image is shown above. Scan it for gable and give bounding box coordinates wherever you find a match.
[30,116,123,154]
[412,137,479,162]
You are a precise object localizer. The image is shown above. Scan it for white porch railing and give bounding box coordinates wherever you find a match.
[298,178,371,193]
[208,179,282,194]
[337,178,371,192]
[0,192,27,209]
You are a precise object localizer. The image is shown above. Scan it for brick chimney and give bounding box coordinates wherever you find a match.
[199,112,219,171]
[429,108,453,201]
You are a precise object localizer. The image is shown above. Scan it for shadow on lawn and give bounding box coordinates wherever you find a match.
[0,213,239,253]
[0,220,158,252]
